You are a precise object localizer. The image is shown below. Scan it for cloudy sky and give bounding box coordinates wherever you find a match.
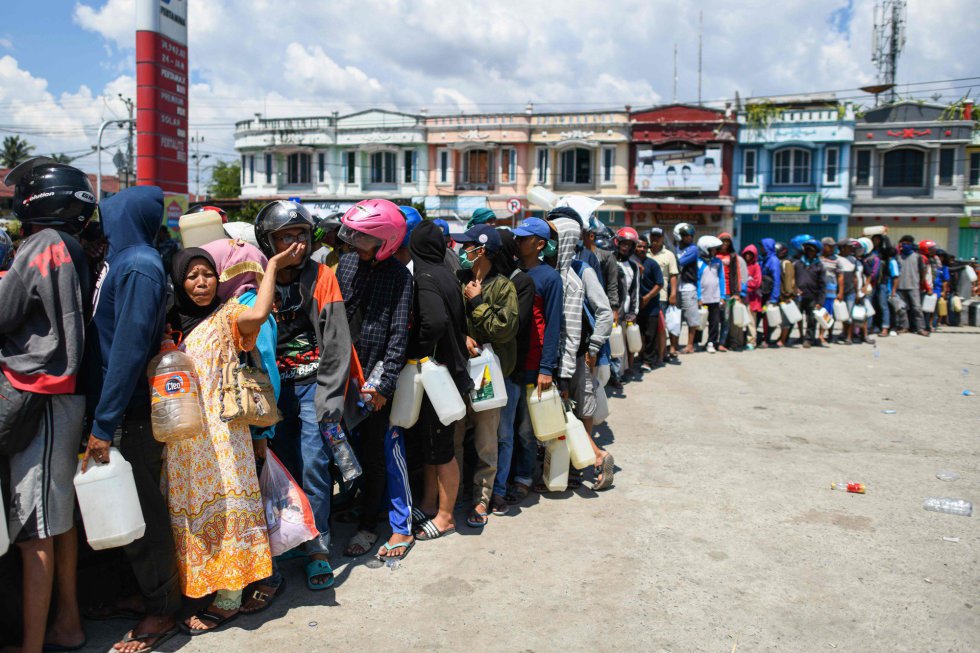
[0,0,975,188]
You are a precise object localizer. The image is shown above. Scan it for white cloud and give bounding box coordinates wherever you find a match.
[73,0,133,48]
[0,37,12,51]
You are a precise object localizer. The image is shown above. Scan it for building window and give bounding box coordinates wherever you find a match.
[882,148,926,187]
[404,150,416,183]
[825,146,839,184]
[855,149,871,186]
[500,148,517,184]
[318,153,325,183]
[773,148,811,185]
[265,154,272,184]
[970,152,980,187]
[461,149,493,187]
[743,149,756,185]
[344,151,356,185]
[249,155,255,184]
[286,153,311,185]
[939,148,954,186]
[241,155,246,184]
[559,148,593,185]
[601,146,615,184]
[536,148,549,184]
[438,149,450,184]
[370,151,396,184]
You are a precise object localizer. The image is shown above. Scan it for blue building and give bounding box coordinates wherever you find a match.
[733,96,855,250]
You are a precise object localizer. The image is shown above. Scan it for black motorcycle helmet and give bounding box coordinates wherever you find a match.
[254,200,315,263]
[774,242,789,259]
[312,212,343,243]
[4,157,96,234]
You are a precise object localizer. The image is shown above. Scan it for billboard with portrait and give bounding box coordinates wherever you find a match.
[635,147,721,192]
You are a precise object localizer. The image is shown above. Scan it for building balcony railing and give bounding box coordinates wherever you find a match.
[456,175,496,192]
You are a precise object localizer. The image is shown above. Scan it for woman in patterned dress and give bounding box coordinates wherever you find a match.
[164,242,304,635]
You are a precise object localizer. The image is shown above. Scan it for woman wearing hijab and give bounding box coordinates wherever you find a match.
[165,242,303,635]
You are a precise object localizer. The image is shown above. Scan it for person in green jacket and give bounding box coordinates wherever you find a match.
[453,224,519,529]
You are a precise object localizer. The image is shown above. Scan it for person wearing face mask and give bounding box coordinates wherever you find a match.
[895,235,929,336]
[164,241,303,635]
[451,224,519,528]
[793,240,826,348]
[612,227,641,378]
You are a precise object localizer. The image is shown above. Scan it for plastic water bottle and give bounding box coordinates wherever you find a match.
[831,482,866,494]
[872,344,880,361]
[321,423,362,483]
[147,338,203,443]
[359,361,385,411]
[922,497,973,517]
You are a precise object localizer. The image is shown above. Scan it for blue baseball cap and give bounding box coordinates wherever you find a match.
[512,217,551,240]
[455,224,502,254]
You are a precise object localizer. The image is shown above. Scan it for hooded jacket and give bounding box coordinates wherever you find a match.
[760,238,782,304]
[741,244,763,313]
[85,187,167,440]
[406,221,472,396]
[0,228,89,394]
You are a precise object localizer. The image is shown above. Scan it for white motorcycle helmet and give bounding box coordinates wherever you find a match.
[697,235,723,257]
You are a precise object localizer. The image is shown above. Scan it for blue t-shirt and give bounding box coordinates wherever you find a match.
[887,259,900,294]
[639,258,665,316]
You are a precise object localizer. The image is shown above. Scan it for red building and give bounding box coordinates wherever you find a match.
[628,104,737,233]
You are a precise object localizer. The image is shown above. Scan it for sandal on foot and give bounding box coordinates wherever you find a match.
[416,519,456,541]
[504,482,530,505]
[305,559,334,591]
[593,452,615,491]
[377,539,415,561]
[490,495,510,516]
[181,608,239,636]
[411,507,435,525]
[568,471,584,489]
[241,578,286,613]
[112,627,178,653]
[343,529,378,557]
[466,506,490,528]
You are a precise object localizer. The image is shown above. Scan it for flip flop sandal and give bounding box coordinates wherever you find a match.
[415,519,456,541]
[593,452,615,491]
[376,539,415,561]
[181,608,240,636]
[504,482,530,505]
[274,548,308,562]
[343,529,378,558]
[568,471,584,489]
[466,507,490,528]
[305,559,335,591]
[411,507,436,525]
[42,639,88,653]
[240,578,286,614]
[112,627,178,653]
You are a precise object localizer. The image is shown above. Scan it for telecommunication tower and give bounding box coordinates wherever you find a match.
[871,0,906,103]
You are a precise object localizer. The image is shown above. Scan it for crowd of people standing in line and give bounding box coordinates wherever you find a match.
[1,157,977,653]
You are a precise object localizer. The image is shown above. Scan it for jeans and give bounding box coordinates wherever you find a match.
[272,382,333,554]
[875,284,891,330]
[494,378,522,498]
[512,385,537,488]
[799,296,818,342]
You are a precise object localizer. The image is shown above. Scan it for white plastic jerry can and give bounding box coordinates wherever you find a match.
[863,298,876,318]
[609,323,626,359]
[526,385,566,442]
[389,360,424,428]
[564,411,594,470]
[732,301,748,327]
[542,436,570,492]
[595,364,611,387]
[780,300,802,324]
[625,322,642,354]
[814,306,834,330]
[418,357,467,426]
[468,344,508,412]
[698,306,709,328]
[833,299,850,322]
[74,448,146,550]
[921,293,938,313]
[593,383,610,426]
[178,210,226,248]
[851,303,867,322]
[765,304,782,327]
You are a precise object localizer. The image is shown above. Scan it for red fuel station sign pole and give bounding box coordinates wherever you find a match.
[136,0,188,195]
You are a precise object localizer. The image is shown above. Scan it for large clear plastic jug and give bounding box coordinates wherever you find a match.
[609,323,626,359]
[0,483,8,556]
[625,322,642,354]
[468,344,508,412]
[526,385,566,442]
[419,357,466,426]
[921,293,938,313]
[565,411,593,470]
[542,436,569,492]
[780,300,802,324]
[593,383,610,426]
[147,339,203,443]
[832,299,850,322]
[74,448,146,550]
[178,210,226,248]
[390,359,424,428]
[595,364,611,387]
[766,304,782,327]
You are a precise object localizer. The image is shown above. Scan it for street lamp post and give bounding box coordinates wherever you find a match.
[96,118,134,200]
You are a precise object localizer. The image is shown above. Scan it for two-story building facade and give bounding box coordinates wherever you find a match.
[627,104,737,234]
[733,96,854,249]
[849,101,970,252]
[234,109,428,218]
[957,104,978,261]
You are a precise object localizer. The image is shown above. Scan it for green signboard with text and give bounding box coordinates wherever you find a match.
[759,193,822,213]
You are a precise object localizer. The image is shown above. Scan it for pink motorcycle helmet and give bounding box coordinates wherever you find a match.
[339,199,407,261]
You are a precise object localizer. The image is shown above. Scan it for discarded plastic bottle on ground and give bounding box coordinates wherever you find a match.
[922,497,973,517]
[321,423,363,483]
[872,344,880,361]
[831,482,866,494]
[359,361,385,411]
